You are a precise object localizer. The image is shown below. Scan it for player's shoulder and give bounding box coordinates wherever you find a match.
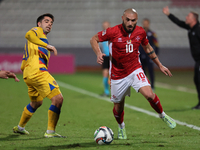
[30,27,42,31]
[136,26,147,36]
[30,27,43,33]
[108,24,122,32]
[136,25,145,32]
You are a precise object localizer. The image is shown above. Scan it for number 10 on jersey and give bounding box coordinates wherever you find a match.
[126,43,133,53]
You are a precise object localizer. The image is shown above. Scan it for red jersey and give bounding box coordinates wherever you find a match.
[98,24,149,80]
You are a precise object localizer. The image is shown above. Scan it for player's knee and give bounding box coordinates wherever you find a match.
[57,95,63,106]
[30,101,43,109]
[145,93,155,101]
[52,94,63,108]
[114,104,123,113]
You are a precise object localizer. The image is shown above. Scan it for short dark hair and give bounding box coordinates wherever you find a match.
[191,11,199,22]
[36,13,54,27]
[143,18,150,23]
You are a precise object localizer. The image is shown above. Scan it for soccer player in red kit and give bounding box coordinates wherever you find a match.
[90,8,176,139]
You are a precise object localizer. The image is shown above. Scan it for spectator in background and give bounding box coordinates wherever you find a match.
[139,18,159,91]
[0,70,20,82]
[100,21,110,97]
[163,6,200,109]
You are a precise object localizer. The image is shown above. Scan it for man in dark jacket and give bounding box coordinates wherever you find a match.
[139,18,159,91]
[163,6,200,109]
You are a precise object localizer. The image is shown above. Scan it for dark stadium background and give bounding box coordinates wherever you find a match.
[0,0,199,72]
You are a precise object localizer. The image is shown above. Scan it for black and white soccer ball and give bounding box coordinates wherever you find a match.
[94,126,114,145]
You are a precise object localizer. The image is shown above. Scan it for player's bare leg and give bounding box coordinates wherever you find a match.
[44,93,66,138]
[13,100,43,135]
[113,97,127,139]
[139,86,176,129]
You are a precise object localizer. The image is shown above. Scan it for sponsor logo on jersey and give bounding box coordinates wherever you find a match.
[147,32,152,36]
[118,38,122,42]
[126,40,132,44]
[33,28,37,31]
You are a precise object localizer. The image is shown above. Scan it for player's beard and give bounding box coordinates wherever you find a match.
[122,21,136,33]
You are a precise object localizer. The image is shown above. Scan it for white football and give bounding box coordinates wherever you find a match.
[94,126,114,145]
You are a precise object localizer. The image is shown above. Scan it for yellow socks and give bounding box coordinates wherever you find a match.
[19,103,36,128]
[47,105,60,131]
[18,104,60,133]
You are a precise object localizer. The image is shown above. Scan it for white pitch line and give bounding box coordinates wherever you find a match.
[57,81,200,131]
[156,82,196,94]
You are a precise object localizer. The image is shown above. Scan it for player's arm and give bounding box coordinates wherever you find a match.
[162,6,189,30]
[25,30,57,56]
[90,34,106,65]
[25,30,48,47]
[142,43,172,77]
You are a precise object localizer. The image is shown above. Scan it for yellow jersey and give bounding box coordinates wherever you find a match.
[21,27,50,78]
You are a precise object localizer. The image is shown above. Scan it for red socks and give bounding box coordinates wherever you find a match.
[113,94,163,125]
[113,107,124,124]
[149,94,163,114]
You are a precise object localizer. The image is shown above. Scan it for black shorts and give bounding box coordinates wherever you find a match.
[102,56,110,69]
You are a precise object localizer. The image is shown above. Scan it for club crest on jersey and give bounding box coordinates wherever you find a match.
[135,36,140,41]
[53,80,58,85]
[126,40,131,44]
[102,30,106,36]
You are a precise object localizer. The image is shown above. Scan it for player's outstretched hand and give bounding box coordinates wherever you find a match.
[163,6,170,16]
[0,70,20,82]
[159,65,172,77]
[97,53,106,65]
[0,70,10,79]
[46,44,57,56]
[7,72,20,82]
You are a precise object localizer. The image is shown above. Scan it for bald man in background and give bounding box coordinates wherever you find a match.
[90,8,176,140]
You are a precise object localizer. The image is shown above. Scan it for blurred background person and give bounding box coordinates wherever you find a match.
[139,18,159,91]
[100,21,110,97]
[163,6,200,109]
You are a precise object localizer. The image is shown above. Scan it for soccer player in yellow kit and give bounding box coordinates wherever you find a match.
[13,13,65,138]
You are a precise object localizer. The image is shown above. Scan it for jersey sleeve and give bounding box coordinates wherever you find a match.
[141,30,149,46]
[98,27,113,42]
[25,27,48,47]
[168,14,190,30]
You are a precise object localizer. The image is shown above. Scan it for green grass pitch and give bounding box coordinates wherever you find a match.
[0,70,200,150]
